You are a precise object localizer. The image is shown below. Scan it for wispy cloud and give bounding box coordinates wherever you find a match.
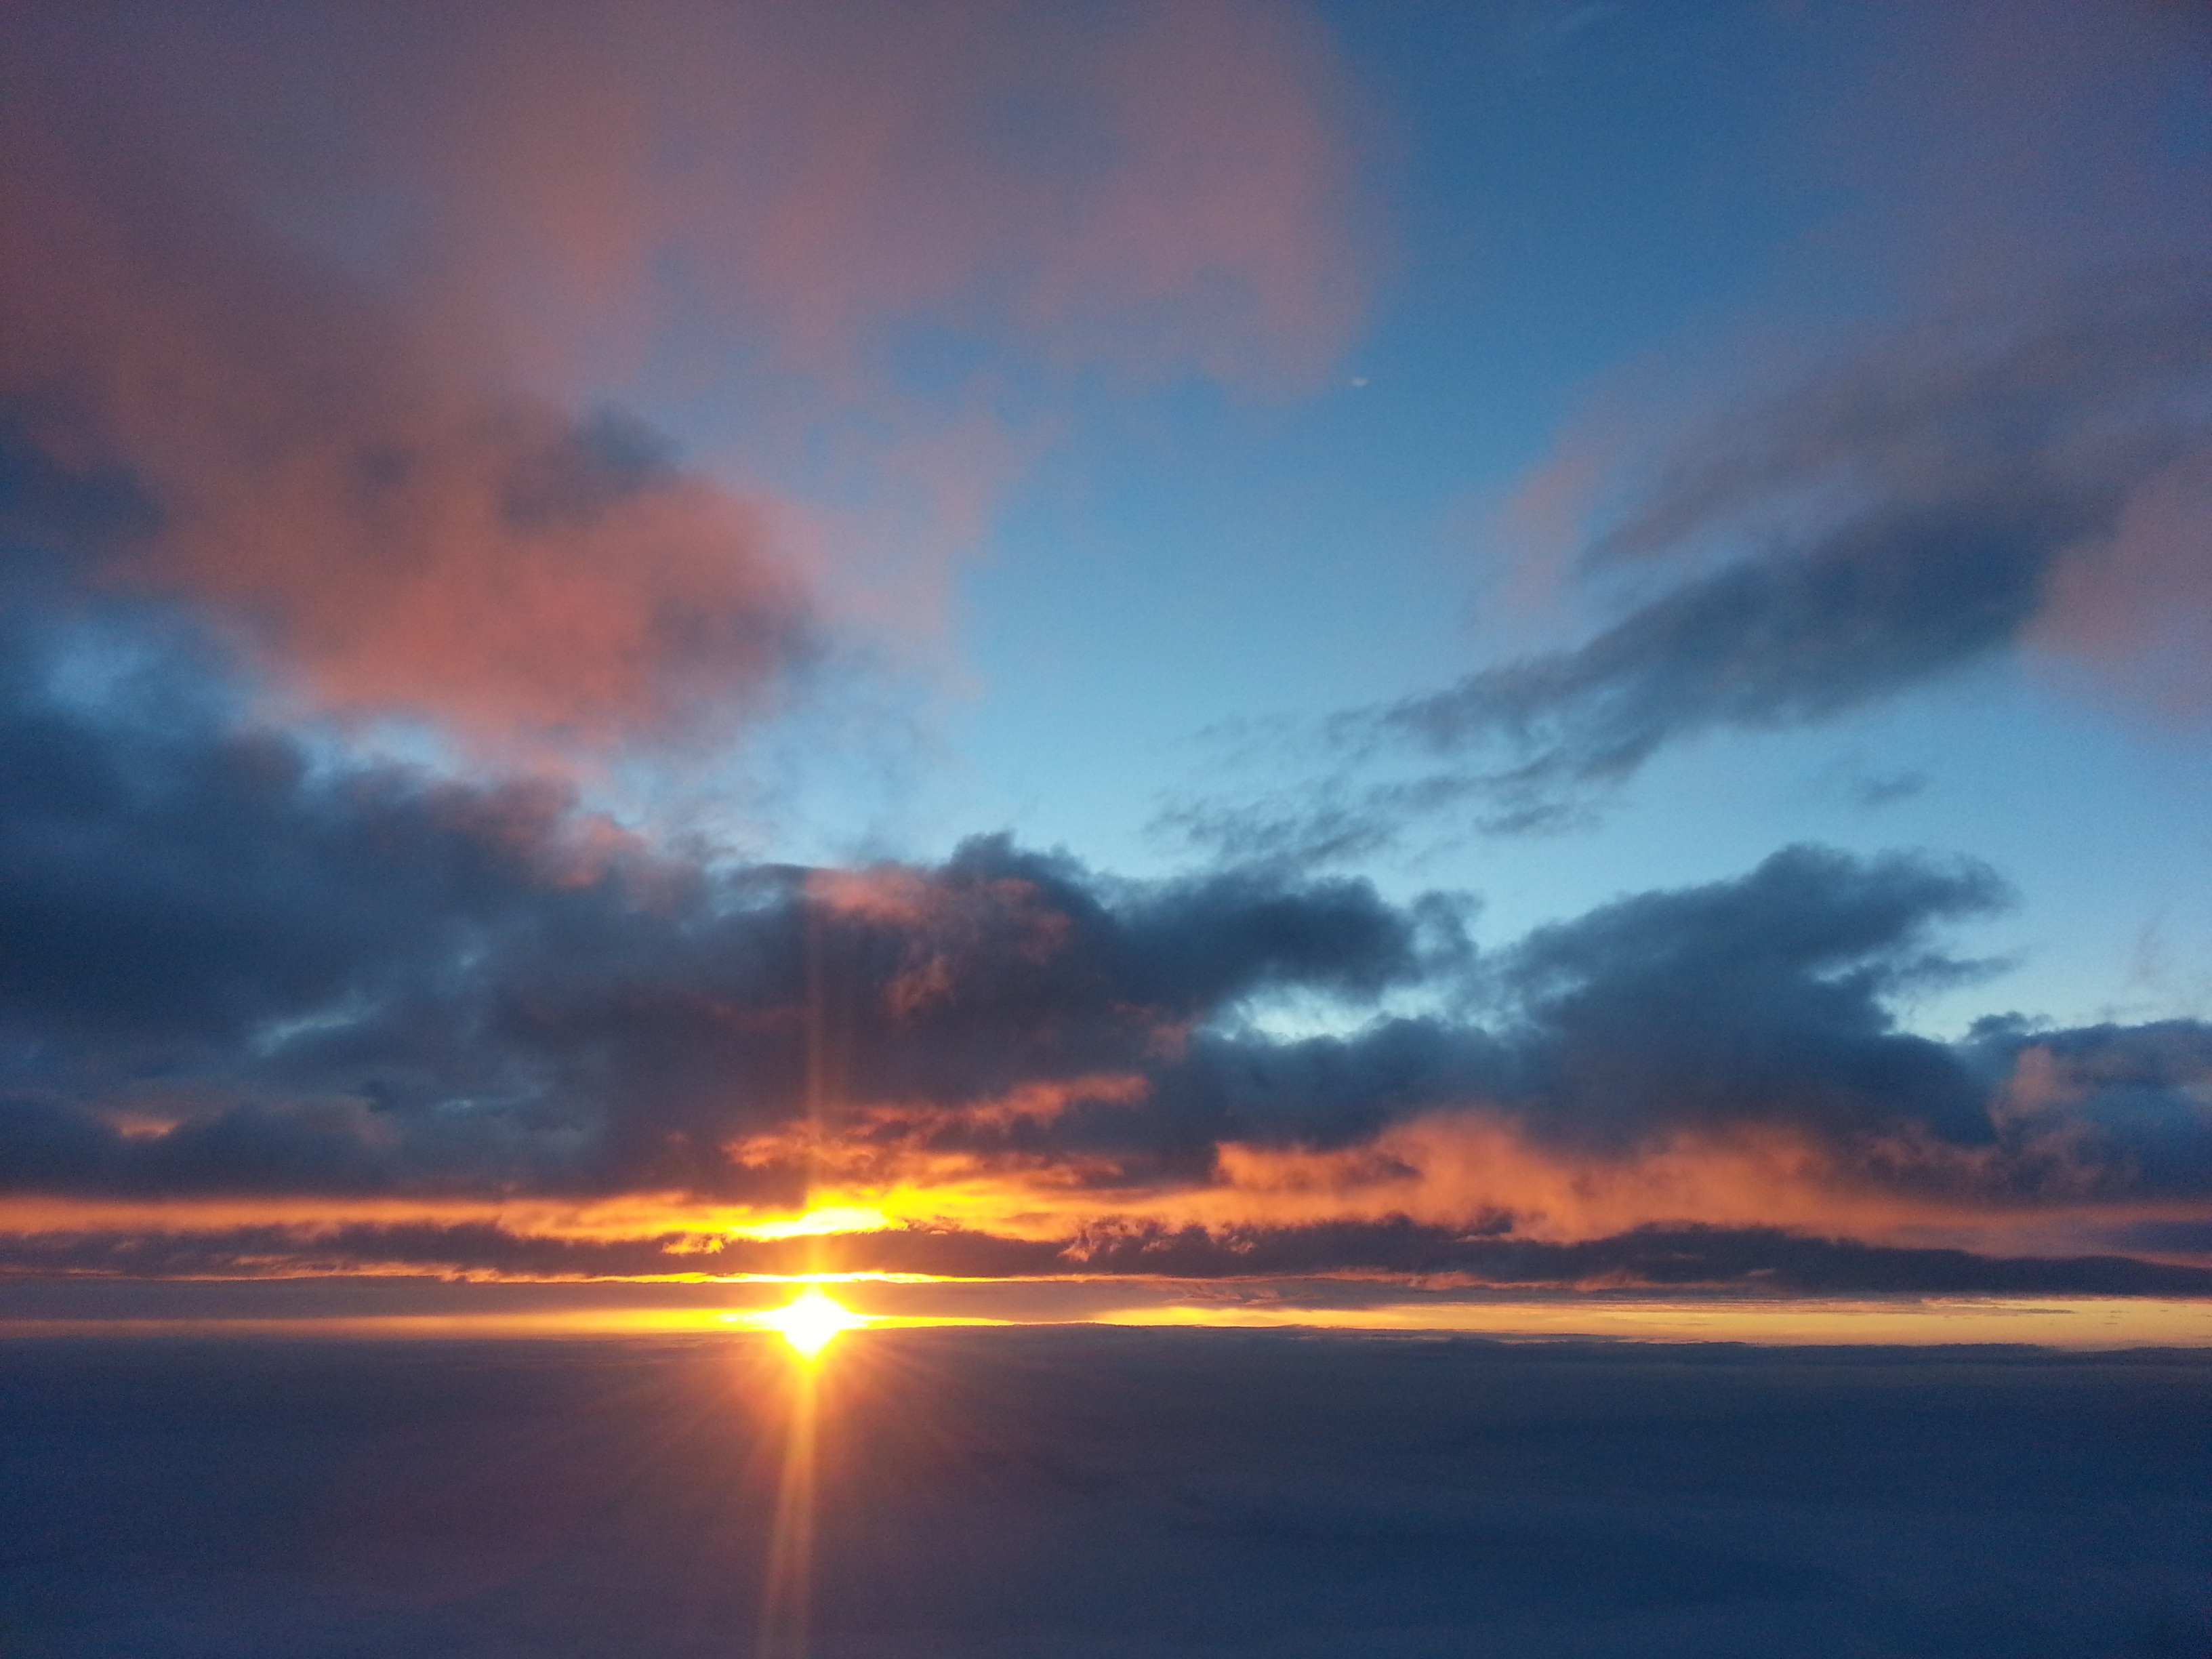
[1169,268,2212,852]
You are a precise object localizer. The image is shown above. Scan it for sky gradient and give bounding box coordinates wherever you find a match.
[4,0,2212,1343]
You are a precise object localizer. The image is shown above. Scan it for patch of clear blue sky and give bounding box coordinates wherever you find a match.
[631,0,2210,1036]
[945,1,1844,819]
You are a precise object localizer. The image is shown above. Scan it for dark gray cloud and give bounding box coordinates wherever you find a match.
[8,1216,2204,1299]
[0,1220,1067,1284]
[1,590,2208,1244]
[1952,1017,2212,1202]
[1171,266,2212,851]
[0,545,2207,1255]
[1492,844,2009,1147]
[1060,1219,2212,1297]
[0,595,1456,1204]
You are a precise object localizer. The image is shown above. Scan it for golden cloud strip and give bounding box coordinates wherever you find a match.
[7,1293,2207,1349]
[1094,1297,2212,1349]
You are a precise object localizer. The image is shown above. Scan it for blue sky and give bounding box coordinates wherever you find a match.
[634,0,2212,1038]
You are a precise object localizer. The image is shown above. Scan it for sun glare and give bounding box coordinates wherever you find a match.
[755,1287,870,1358]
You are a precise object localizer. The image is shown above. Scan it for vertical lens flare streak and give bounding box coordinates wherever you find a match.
[756,904,859,1656]
[757,1352,819,1659]
[752,1291,867,1656]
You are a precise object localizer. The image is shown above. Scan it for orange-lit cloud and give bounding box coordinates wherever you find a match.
[727,1101,2212,1267]
[3,758,2209,1304]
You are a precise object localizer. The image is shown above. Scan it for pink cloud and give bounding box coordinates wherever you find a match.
[2032,441,2212,722]
[0,1,1371,757]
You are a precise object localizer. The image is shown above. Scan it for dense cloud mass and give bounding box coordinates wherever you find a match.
[0,597,1446,1205]
[1,583,2208,1287]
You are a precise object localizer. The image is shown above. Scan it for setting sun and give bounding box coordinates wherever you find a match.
[754,1288,871,1359]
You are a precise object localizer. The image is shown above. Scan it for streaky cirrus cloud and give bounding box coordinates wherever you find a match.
[1164,0,2212,856]
[1170,266,2212,852]
[3,605,2209,1283]
[0,1,1370,764]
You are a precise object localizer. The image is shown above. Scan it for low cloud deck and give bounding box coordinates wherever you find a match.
[5,1328,2207,1658]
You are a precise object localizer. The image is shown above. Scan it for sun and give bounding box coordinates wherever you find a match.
[754,1287,871,1359]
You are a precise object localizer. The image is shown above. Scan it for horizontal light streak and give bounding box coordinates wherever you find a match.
[1094,1297,2212,1349]
[6,1293,2207,1347]
[0,1311,1024,1340]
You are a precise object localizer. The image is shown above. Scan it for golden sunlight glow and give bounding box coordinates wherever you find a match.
[752,1287,872,1357]
[1092,1296,2212,1348]
[731,1205,894,1240]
